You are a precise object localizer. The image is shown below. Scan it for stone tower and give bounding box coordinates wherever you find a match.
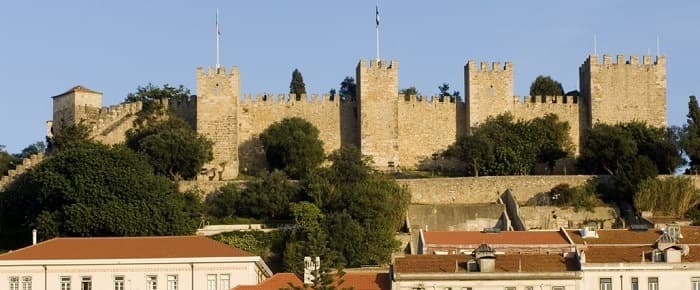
[579,54,667,129]
[356,59,399,170]
[464,61,514,128]
[196,66,240,180]
[50,85,103,134]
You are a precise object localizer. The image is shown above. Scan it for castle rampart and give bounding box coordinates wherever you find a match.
[46,52,667,179]
[580,54,666,129]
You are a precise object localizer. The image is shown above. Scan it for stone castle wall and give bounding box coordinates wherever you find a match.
[580,54,666,128]
[45,53,667,178]
[511,95,581,152]
[397,96,466,169]
[237,94,344,173]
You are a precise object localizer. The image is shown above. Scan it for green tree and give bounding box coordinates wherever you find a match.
[400,86,419,101]
[0,145,19,175]
[682,95,700,173]
[620,122,683,174]
[577,124,637,175]
[305,146,410,267]
[438,83,460,102]
[126,117,213,180]
[236,170,300,220]
[290,69,307,101]
[444,132,494,177]
[529,75,564,97]
[339,77,356,102]
[14,141,46,159]
[205,182,241,219]
[47,123,92,152]
[635,176,700,217]
[283,201,335,273]
[259,117,325,179]
[125,83,190,115]
[0,142,197,249]
[530,114,573,173]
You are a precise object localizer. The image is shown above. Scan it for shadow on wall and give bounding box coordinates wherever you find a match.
[415,153,466,177]
[238,136,268,176]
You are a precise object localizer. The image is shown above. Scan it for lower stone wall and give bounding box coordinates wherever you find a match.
[518,206,620,230]
[397,175,596,204]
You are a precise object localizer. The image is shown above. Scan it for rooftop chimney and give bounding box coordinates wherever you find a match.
[32,229,37,245]
[303,256,320,285]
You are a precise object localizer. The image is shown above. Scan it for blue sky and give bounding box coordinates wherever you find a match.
[1,1,698,153]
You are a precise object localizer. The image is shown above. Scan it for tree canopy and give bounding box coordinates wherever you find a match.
[259,117,325,179]
[339,77,356,102]
[445,113,573,176]
[290,69,307,101]
[576,121,682,202]
[438,83,460,102]
[126,117,213,180]
[125,83,191,114]
[0,145,18,175]
[529,75,564,97]
[681,95,700,173]
[0,142,198,249]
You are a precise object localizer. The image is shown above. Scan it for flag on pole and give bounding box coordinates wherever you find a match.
[375,5,380,28]
[216,9,221,36]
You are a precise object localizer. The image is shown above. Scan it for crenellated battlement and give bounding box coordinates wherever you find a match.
[512,95,579,105]
[241,93,338,103]
[358,59,398,71]
[0,153,45,190]
[79,101,143,136]
[197,65,240,77]
[466,60,513,71]
[585,54,665,66]
[399,94,462,104]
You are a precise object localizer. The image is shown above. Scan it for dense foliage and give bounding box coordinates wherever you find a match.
[259,117,325,179]
[0,142,199,249]
[548,183,604,212]
[339,77,356,102]
[126,117,213,180]
[290,69,307,101]
[529,75,564,97]
[681,95,700,173]
[47,123,92,152]
[446,113,573,176]
[124,83,190,115]
[577,122,682,202]
[634,176,699,217]
[438,83,460,102]
[0,145,18,175]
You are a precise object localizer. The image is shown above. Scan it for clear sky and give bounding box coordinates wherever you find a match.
[1,1,698,153]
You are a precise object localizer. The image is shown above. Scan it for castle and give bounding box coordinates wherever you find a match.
[47,54,666,180]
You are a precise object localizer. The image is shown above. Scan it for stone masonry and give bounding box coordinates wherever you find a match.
[46,54,667,179]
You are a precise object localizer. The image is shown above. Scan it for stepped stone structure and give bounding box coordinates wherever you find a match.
[44,54,667,179]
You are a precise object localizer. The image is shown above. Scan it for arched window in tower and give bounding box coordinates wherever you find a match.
[489,85,494,97]
[215,83,220,95]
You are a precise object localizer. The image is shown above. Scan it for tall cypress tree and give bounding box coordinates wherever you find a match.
[683,96,700,172]
[289,69,306,101]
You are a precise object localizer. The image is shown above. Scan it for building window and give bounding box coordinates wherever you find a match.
[648,277,659,290]
[462,288,472,290]
[10,276,19,290]
[114,276,124,290]
[167,275,177,290]
[21,276,32,290]
[505,287,515,290]
[61,277,71,290]
[81,277,91,290]
[631,277,638,290]
[219,274,229,290]
[147,275,157,290]
[600,278,612,290]
[525,287,534,290]
[692,277,700,290]
[552,287,564,290]
[207,275,217,290]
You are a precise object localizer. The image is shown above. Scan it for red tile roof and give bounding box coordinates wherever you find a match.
[394,254,577,273]
[0,236,253,260]
[52,85,102,98]
[567,227,700,245]
[583,245,700,263]
[233,272,390,290]
[423,230,570,246]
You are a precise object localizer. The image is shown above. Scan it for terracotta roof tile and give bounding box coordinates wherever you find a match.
[423,230,570,246]
[394,254,576,273]
[233,272,389,290]
[583,245,700,263]
[52,85,102,98]
[0,236,253,260]
[567,227,700,245]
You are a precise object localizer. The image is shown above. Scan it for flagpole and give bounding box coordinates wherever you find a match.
[376,2,380,62]
[216,8,221,69]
